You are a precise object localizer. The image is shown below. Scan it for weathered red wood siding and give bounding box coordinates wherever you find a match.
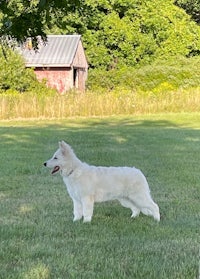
[34,67,73,93]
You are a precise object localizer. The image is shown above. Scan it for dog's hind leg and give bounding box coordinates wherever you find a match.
[129,194,160,221]
[118,198,140,218]
[82,196,94,223]
[141,201,160,221]
[73,199,83,222]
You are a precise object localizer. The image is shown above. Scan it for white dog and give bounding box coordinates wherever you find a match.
[44,141,160,223]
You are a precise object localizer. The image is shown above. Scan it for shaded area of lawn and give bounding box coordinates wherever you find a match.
[0,114,199,279]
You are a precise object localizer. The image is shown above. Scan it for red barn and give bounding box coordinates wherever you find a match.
[21,35,88,93]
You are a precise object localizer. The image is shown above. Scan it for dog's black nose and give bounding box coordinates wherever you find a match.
[44,162,47,167]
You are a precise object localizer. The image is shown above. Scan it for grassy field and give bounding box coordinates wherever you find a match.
[0,113,199,279]
[1,87,200,119]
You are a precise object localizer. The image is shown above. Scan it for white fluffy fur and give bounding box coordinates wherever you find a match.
[44,141,160,223]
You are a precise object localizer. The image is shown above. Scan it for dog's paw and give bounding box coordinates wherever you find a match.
[73,216,82,222]
[83,216,92,223]
[131,209,140,218]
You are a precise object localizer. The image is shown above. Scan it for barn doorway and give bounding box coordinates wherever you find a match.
[73,68,78,88]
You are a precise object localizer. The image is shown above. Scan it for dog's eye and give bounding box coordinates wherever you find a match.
[54,157,58,160]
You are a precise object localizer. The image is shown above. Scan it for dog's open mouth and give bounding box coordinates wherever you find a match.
[51,166,60,175]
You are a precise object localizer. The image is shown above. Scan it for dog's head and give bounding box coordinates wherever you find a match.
[44,141,73,175]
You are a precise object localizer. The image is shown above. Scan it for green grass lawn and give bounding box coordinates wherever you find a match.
[0,113,199,279]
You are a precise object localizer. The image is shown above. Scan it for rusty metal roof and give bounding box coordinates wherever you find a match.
[21,35,81,67]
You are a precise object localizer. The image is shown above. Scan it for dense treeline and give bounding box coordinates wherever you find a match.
[46,0,200,69]
[0,0,200,68]
[175,0,200,24]
[0,0,200,92]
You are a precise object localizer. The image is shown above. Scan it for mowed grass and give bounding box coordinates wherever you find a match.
[0,113,199,279]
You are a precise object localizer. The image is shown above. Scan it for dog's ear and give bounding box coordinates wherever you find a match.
[59,140,66,147]
[59,141,69,155]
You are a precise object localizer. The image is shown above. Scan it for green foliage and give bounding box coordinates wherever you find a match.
[0,47,36,92]
[87,56,200,92]
[0,0,47,48]
[51,0,200,69]
[46,0,200,68]
[0,47,56,94]
[1,0,200,69]
[175,0,200,24]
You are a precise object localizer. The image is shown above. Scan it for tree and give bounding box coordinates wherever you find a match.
[0,47,37,92]
[0,0,200,68]
[0,0,45,48]
[0,0,73,47]
[0,46,57,93]
[81,0,200,68]
[174,0,200,24]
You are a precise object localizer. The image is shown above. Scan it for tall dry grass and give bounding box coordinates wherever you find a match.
[0,88,200,119]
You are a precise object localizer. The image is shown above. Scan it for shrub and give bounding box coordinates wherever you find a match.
[87,56,200,93]
[0,46,56,94]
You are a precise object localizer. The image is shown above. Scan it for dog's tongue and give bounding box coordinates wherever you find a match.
[51,166,60,175]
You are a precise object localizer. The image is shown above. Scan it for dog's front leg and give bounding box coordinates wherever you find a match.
[72,199,83,222]
[82,196,94,223]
